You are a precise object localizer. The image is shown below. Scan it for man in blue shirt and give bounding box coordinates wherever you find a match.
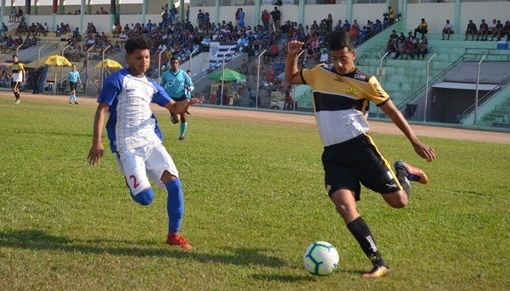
[160,57,195,141]
[68,64,82,104]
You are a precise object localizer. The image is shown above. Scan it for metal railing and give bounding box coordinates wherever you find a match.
[458,76,510,122]
[395,55,465,111]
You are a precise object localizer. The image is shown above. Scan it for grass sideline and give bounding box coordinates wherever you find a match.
[1,98,509,290]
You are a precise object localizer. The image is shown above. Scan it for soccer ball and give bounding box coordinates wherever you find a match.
[303,241,339,276]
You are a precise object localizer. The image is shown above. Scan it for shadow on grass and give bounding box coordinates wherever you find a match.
[251,273,316,283]
[0,229,286,268]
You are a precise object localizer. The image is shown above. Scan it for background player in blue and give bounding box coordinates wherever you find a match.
[87,36,203,250]
[286,30,436,278]
[68,64,82,104]
[160,57,195,141]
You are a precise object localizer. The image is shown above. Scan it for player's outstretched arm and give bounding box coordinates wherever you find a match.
[88,103,109,166]
[379,100,436,162]
[166,96,204,115]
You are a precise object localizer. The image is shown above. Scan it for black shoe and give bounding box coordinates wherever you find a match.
[178,136,185,141]
[170,114,178,124]
[75,102,79,105]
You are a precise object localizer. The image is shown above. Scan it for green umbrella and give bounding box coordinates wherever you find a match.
[207,68,246,82]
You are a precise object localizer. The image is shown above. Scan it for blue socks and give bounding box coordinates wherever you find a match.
[179,122,187,138]
[165,179,184,234]
[130,188,154,205]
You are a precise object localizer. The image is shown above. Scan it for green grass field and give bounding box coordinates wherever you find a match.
[1,98,509,290]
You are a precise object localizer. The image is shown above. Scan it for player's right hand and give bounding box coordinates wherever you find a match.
[87,144,104,166]
[287,40,304,55]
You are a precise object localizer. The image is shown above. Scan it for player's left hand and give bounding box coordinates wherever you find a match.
[413,142,436,162]
[190,96,204,105]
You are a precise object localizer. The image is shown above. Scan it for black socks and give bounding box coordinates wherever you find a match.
[347,216,386,267]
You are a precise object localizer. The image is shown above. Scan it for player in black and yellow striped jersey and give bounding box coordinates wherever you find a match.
[10,54,25,104]
[286,30,436,278]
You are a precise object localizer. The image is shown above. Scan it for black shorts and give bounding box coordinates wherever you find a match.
[11,81,20,89]
[69,81,78,91]
[171,94,187,102]
[321,134,401,200]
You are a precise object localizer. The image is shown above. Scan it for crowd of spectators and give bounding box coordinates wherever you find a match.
[385,29,429,60]
[0,4,397,101]
[463,18,510,41]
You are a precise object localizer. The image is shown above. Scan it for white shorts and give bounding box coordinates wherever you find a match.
[115,142,179,195]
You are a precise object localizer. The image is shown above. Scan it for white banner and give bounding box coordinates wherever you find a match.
[209,42,237,70]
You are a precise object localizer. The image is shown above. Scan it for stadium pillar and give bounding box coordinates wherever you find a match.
[214,0,220,26]
[80,0,85,34]
[52,0,57,31]
[87,0,92,15]
[254,0,261,26]
[142,0,147,25]
[298,0,304,27]
[453,0,461,35]
[179,0,185,23]
[109,0,115,29]
[25,0,30,14]
[345,0,353,24]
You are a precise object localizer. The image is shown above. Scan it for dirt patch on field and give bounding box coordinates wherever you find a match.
[4,92,509,145]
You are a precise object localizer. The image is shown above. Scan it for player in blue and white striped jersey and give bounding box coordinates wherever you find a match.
[88,36,203,250]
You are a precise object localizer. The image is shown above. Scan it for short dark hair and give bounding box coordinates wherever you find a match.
[170,57,179,63]
[328,30,355,52]
[12,54,18,58]
[124,36,151,54]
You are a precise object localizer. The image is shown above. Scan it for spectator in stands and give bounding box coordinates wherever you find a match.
[112,22,122,38]
[319,49,329,63]
[491,19,503,41]
[403,35,414,60]
[343,20,351,31]
[348,19,360,42]
[388,7,396,24]
[409,38,420,60]
[488,19,497,40]
[418,36,429,60]
[261,10,270,30]
[398,31,405,42]
[502,20,510,41]
[1,23,7,34]
[120,30,128,42]
[17,7,23,22]
[28,34,37,47]
[414,18,428,39]
[113,41,121,52]
[393,38,406,59]
[197,9,204,28]
[465,19,477,41]
[269,43,279,60]
[238,8,245,28]
[477,19,489,41]
[326,14,334,32]
[385,37,397,57]
[101,32,108,44]
[270,6,281,31]
[442,19,453,40]
[10,7,16,22]
[373,19,383,33]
